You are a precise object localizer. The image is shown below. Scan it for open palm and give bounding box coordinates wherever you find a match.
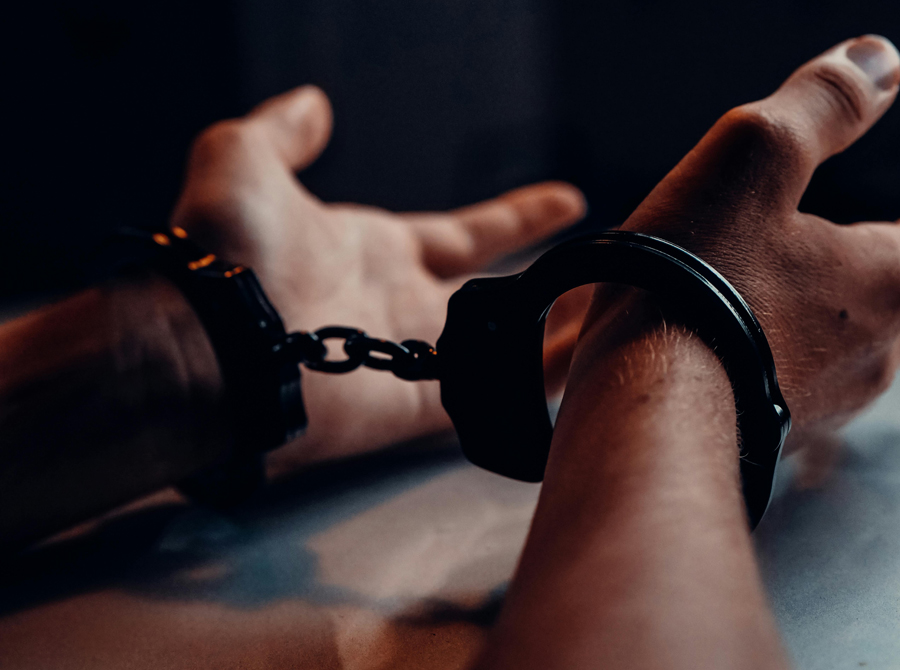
[171,86,586,474]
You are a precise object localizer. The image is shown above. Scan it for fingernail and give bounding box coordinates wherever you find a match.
[846,35,900,91]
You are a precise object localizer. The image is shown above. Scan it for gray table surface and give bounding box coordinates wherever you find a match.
[1,379,899,669]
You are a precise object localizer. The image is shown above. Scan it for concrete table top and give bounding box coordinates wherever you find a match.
[2,380,899,669]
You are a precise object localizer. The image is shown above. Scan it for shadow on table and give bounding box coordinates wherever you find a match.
[0,433,476,619]
[755,420,900,666]
[757,424,900,581]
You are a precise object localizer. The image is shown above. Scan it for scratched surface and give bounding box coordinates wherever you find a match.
[1,381,899,669]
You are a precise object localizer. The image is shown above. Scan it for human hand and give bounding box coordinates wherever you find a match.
[576,35,900,433]
[170,86,586,470]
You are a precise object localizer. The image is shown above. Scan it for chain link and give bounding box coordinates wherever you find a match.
[276,326,439,381]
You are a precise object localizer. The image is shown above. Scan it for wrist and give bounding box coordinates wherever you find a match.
[568,286,733,395]
[485,295,782,670]
[0,276,233,548]
[552,289,741,510]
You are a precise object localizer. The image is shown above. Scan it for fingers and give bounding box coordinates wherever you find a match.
[762,35,899,177]
[171,86,332,258]
[840,220,900,313]
[648,36,900,216]
[407,181,587,278]
[177,85,333,203]
[248,85,334,170]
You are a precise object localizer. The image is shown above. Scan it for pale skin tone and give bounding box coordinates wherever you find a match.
[0,99,585,548]
[1,31,900,668]
[169,92,587,473]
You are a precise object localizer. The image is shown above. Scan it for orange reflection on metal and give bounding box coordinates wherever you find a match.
[171,226,189,239]
[187,254,216,270]
[223,266,245,278]
[152,233,171,246]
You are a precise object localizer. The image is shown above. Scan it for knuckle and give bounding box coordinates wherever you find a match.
[869,355,896,397]
[716,105,807,170]
[849,326,900,399]
[858,229,900,314]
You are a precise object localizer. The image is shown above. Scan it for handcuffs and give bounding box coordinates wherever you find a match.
[133,226,791,530]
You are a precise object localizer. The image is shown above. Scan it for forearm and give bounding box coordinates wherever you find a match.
[476,310,789,668]
[0,275,230,550]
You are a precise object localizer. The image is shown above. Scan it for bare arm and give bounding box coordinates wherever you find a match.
[0,275,229,550]
[477,35,900,669]
[476,300,789,669]
[0,88,584,550]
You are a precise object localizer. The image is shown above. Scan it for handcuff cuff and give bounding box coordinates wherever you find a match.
[130,225,791,530]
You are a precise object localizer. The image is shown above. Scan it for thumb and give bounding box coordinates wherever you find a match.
[646,36,900,215]
[248,85,334,171]
[765,35,900,169]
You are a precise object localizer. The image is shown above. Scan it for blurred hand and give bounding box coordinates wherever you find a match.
[171,86,585,470]
[577,35,900,433]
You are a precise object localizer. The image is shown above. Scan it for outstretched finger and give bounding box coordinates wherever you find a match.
[247,85,334,171]
[407,181,587,278]
[635,35,900,222]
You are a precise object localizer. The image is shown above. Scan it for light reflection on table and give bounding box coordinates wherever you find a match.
[1,381,899,669]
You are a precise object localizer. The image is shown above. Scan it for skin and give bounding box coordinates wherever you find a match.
[477,312,789,669]
[474,35,900,669]
[0,275,229,549]
[0,92,585,550]
[610,36,900,432]
[1,30,899,667]
[169,89,587,473]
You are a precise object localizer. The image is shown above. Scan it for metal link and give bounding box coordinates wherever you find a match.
[280,325,439,381]
[395,340,439,380]
[277,331,327,365]
[301,326,367,373]
[345,336,412,371]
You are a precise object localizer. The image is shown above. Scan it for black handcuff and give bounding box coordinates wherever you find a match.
[132,226,790,530]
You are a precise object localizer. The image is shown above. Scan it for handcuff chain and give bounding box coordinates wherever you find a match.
[277,326,439,381]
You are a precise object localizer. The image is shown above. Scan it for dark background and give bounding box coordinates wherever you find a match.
[3,1,899,304]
